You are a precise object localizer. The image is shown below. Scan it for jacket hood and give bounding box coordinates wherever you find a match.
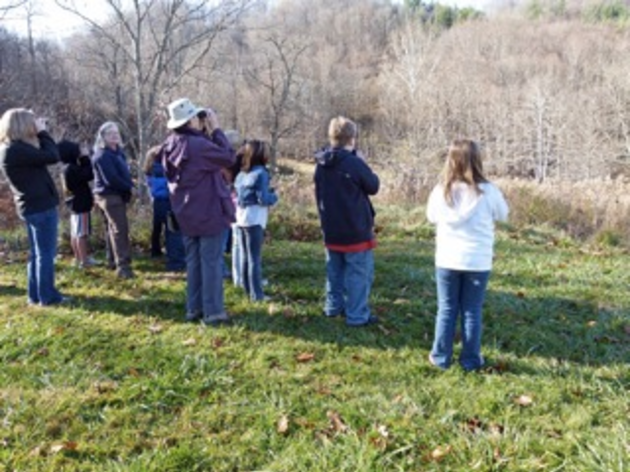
[57,140,81,164]
[314,147,351,167]
[435,183,484,225]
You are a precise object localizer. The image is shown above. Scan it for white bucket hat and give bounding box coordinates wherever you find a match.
[166,98,204,130]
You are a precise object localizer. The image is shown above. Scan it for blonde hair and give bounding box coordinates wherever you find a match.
[93,121,121,153]
[328,116,357,148]
[0,108,39,147]
[442,139,487,206]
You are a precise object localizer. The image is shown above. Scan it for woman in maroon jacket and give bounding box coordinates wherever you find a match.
[162,98,236,326]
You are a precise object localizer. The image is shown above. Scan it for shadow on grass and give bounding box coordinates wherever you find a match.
[231,287,628,370]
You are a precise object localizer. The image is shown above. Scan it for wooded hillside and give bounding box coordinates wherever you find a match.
[1,0,630,182]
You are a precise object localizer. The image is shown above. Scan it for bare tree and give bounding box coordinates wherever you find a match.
[0,0,27,17]
[245,30,310,169]
[55,0,257,167]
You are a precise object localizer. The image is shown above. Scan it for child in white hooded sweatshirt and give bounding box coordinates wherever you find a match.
[426,139,508,371]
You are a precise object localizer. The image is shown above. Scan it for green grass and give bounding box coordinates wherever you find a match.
[0,217,628,471]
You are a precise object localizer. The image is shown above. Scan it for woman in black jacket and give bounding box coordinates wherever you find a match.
[0,108,68,306]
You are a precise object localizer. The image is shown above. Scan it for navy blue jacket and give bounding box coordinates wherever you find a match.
[0,131,60,217]
[314,147,379,246]
[92,146,133,199]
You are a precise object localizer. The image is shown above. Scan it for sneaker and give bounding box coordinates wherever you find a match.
[185,312,203,323]
[41,296,73,307]
[117,269,135,279]
[323,310,345,318]
[428,354,448,370]
[202,313,233,327]
[347,315,379,327]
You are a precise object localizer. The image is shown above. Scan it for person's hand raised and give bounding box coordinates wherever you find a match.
[35,116,48,133]
[204,108,220,133]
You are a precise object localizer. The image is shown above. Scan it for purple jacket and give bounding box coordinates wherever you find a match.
[162,127,235,237]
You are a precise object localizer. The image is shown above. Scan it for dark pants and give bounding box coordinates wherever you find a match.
[152,199,185,271]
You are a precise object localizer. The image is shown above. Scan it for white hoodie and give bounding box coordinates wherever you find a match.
[426,182,509,271]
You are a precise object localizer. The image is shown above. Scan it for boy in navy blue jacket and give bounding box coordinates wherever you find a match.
[314,116,380,327]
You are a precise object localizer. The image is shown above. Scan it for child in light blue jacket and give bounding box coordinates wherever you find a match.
[234,140,278,301]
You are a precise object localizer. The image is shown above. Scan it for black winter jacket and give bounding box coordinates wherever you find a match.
[0,131,60,217]
[59,140,94,214]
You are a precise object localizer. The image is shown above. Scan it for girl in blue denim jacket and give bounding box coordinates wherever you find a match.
[234,140,278,301]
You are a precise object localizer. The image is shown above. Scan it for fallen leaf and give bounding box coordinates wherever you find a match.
[29,446,44,457]
[327,410,348,433]
[277,415,289,434]
[268,303,278,315]
[514,395,534,407]
[463,417,484,433]
[283,307,296,318]
[488,423,505,438]
[316,386,332,396]
[93,381,118,394]
[212,338,224,348]
[378,325,392,336]
[430,445,452,461]
[128,367,140,377]
[36,347,49,357]
[296,352,315,363]
[516,291,526,298]
[182,337,197,346]
[50,442,78,453]
[587,320,597,327]
[149,324,163,334]
[377,424,389,438]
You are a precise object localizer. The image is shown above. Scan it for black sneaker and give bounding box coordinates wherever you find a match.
[347,315,379,327]
[185,312,203,323]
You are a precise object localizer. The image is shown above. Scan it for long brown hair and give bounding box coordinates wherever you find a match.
[240,140,270,173]
[442,139,487,206]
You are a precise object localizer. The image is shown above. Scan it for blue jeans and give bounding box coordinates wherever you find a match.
[183,233,226,322]
[325,249,374,326]
[231,224,243,287]
[239,225,265,301]
[431,268,490,371]
[24,208,63,305]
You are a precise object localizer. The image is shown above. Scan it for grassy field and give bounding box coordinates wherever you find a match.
[0,208,628,471]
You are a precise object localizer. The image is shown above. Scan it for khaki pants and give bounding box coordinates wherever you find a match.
[95,194,131,273]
